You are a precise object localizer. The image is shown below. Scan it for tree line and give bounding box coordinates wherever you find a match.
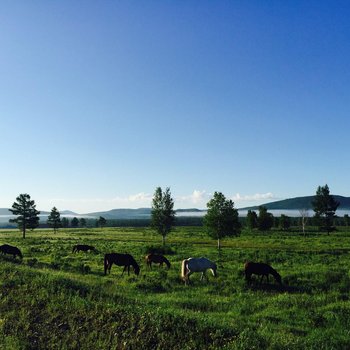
[7,184,341,244]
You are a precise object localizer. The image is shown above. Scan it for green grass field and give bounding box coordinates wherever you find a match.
[1,226,350,349]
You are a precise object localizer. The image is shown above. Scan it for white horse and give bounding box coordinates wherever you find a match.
[181,257,217,284]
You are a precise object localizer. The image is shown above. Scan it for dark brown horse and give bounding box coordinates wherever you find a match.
[145,253,171,269]
[104,253,140,276]
[72,244,97,253]
[244,262,282,285]
[0,244,23,259]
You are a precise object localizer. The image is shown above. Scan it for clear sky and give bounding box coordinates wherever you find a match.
[1,1,350,213]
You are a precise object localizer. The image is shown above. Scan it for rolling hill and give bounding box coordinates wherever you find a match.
[241,195,350,211]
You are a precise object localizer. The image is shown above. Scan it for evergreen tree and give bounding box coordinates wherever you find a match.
[204,192,241,250]
[71,217,79,228]
[280,214,291,231]
[246,210,258,230]
[61,217,69,228]
[9,193,40,238]
[79,218,87,228]
[47,207,62,233]
[257,206,274,231]
[151,187,175,245]
[312,184,339,234]
[97,216,107,228]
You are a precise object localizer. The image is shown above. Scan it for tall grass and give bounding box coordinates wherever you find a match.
[0,227,350,349]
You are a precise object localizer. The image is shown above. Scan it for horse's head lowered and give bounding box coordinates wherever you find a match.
[134,264,140,276]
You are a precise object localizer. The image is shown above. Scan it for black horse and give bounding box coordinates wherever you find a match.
[0,244,23,259]
[244,261,282,285]
[104,253,140,276]
[72,244,98,253]
[145,253,171,269]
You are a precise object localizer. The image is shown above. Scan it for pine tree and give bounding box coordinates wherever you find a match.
[312,184,339,234]
[97,216,107,228]
[71,217,79,228]
[79,218,87,228]
[61,217,69,228]
[47,207,62,233]
[257,206,274,231]
[9,193,40,238]
[246,210,258,230]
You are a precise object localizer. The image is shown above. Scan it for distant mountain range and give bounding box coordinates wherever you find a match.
[240,195,350,210]
[0,207,206,224]
[1,195,350,224]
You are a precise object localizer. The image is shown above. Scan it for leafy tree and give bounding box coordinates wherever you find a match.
[151,187,175,246]
[279,214,291,231]
[61,217,69,228]
[79,218,87,228]
[246,210,258,230]
[97,216,107,228]
[71,217,79,228]
[312,184,339,234]
[9,193,40,238]
[204,191,240,250]
[47,207,62,233]
[257,206,274,231]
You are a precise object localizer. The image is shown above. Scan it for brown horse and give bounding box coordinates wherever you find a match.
[145,253,171,269]
[104,253,140,276]
[72,244,98,253]
[244,261,282,285]
[0,244,23,259]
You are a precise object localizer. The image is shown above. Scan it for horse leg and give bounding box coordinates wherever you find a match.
[186,271,193,285]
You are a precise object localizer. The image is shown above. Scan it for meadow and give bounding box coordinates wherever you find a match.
[1,226,350,349]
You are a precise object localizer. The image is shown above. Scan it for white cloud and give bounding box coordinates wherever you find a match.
[39,191,279,213]
[127,192,152,202]
[176,190,211,206]
[231,192,278,202]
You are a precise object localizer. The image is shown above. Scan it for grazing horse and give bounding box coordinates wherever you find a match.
[0,244,23,259]
[244,261,282,285]
[72,244,97,253]
[145,253,171,269]
[181,257,217,284]
[104,253,140,276]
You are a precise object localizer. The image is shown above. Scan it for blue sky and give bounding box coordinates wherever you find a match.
[1,1,350,212]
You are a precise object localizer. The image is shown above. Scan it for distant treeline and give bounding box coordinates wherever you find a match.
[2,214,349,229]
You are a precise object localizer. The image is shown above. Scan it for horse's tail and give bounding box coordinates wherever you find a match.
[104,254,109,275]
[181,259,188,280]
[18,249,23,259]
